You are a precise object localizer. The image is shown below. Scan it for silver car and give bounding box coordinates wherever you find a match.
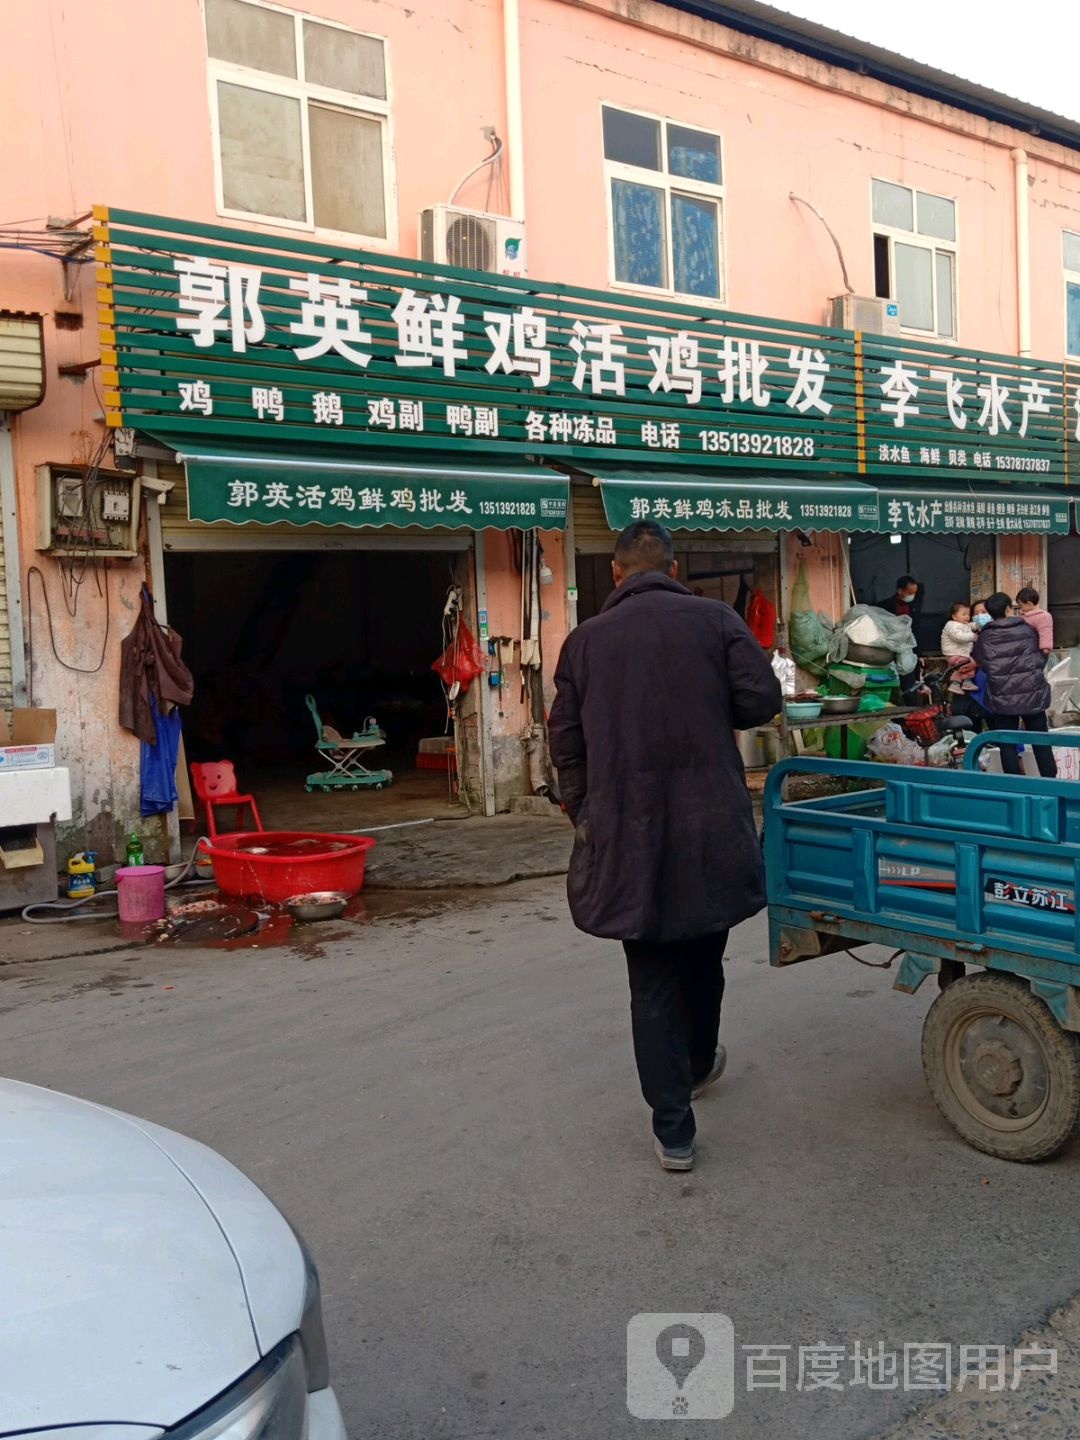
[0,1078,346,1440]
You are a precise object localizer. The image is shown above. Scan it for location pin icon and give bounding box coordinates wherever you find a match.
[656,1322,706,1392]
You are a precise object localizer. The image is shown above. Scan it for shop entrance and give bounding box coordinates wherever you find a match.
[849,533,994,656]
[570,484,780,630]
[164,546,468,827]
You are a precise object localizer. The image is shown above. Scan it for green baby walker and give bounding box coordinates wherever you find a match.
[304,693,393,793]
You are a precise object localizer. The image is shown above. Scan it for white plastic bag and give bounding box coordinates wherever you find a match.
[866,722,925,766]
[771,651,797,697]
[829,605,917,676]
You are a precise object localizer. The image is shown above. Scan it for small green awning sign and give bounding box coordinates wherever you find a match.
[178,451,569,530]
[599,478,882,533]
[596,473,1072,535]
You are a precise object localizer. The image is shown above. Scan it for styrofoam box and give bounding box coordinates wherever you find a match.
[0,767,72,825]
[0,744,56,771]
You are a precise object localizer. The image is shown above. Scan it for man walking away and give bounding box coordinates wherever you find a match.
[1016,587,1054,656]
[972,591,1057,778]
[549,521,782,1172]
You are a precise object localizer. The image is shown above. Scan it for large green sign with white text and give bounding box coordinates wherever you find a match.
[97,207,1080,487]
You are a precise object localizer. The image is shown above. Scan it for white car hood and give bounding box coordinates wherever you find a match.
[0,1080,289,1432]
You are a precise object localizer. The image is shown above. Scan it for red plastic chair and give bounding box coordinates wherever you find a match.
[190,762,264,839]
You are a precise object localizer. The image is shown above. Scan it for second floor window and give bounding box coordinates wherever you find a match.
[872,179,956,338]
[204,0,392,242]
[1065,232,1080,358]
[602,105,725,301]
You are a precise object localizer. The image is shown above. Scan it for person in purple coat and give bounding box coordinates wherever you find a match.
[549,521,782,1171]
[972,591,1057,778]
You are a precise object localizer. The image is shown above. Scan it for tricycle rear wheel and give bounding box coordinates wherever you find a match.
[922,972,1080,1162]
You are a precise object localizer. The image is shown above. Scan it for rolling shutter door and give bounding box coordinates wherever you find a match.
[157,462,469,550]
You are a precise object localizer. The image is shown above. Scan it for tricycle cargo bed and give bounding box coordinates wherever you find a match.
[765,756,1080,1018]
[764,743,1080,1162]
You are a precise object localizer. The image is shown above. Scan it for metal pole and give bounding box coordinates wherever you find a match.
[0,418,28,703]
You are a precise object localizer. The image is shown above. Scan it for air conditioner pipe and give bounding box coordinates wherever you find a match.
[449,133,504,207]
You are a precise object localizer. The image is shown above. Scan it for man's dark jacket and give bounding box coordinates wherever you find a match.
[548,571,782,942]
[972,616,1051,715]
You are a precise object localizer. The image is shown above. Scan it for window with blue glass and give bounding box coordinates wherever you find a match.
[603,106,724,301]
[1065,232,1080,358]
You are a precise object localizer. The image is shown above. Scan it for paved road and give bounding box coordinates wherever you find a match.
[2,877,1078,1438]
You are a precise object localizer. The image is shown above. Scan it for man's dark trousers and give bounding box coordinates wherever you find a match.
[986,711,1058,777]
[622,932,729,1148]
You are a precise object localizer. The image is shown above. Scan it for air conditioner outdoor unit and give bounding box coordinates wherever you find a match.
[419,205,526,277]
[830,293,902,336]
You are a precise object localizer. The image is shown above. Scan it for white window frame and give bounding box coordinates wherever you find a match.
[601,102,726,307]
[202,0,398,248]
[871,179,958,340]
[1065,231,1080,360]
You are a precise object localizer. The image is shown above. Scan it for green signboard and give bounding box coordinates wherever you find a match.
[596,474,1072,535]
[597,477,881,532]
[178,449,569,530]
[96,207,1080,486]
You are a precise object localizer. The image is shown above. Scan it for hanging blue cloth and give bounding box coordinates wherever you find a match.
[140,694,182,816]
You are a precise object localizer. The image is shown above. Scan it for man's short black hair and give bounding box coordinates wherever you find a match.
[1017,586,1040,606]
[614,520,675,575]
[986,591,1013,620]
[896,575,917,591]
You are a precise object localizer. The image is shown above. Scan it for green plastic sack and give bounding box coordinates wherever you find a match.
[789,558,834,676]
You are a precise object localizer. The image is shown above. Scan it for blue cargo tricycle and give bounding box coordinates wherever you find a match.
[764,731,1080,1162]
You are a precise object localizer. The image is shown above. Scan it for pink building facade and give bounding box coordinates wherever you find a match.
[3,0,1080,855]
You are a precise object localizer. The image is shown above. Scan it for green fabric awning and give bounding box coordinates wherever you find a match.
[162,442,569,531]
[590,469,1073,535]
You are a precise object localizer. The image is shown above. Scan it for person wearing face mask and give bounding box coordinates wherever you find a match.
[971,599,991,629]
[881,575,922,621]
[972,591,1057,777]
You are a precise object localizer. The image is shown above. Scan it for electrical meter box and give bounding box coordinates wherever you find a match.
[36,465,141,558]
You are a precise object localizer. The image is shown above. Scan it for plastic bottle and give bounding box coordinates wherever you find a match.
[126,832,145,867]
[66,852,97,898]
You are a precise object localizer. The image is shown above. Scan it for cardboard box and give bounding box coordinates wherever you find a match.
[0,709,57,772]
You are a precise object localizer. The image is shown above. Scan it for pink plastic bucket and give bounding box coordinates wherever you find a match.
[115,865,166,922]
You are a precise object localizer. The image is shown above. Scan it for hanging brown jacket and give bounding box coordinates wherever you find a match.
[119,588,194,744]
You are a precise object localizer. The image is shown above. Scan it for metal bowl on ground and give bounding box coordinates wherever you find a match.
[284,892,348,922]
[845,642,895,666]
[820,695,860,716]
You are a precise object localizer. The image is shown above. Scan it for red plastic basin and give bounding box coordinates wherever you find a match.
[201,831,376,903]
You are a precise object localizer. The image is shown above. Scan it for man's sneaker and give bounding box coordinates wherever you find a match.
[691,1046,728,1100]
[654,1137,695,1171]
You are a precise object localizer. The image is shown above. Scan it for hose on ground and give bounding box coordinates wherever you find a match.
[20,840,214,924]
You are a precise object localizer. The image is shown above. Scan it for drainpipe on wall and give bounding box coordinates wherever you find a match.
[1012,148,1031,358]
[0,418,28,704]
[503,0,526,222]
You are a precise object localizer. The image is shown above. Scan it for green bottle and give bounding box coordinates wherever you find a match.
[126,832,144,867]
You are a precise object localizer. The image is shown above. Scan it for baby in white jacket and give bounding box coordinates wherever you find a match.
[940,602,978,690]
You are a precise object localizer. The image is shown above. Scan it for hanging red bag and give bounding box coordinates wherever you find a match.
[746,589,777,649]
[432,616,486,695]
